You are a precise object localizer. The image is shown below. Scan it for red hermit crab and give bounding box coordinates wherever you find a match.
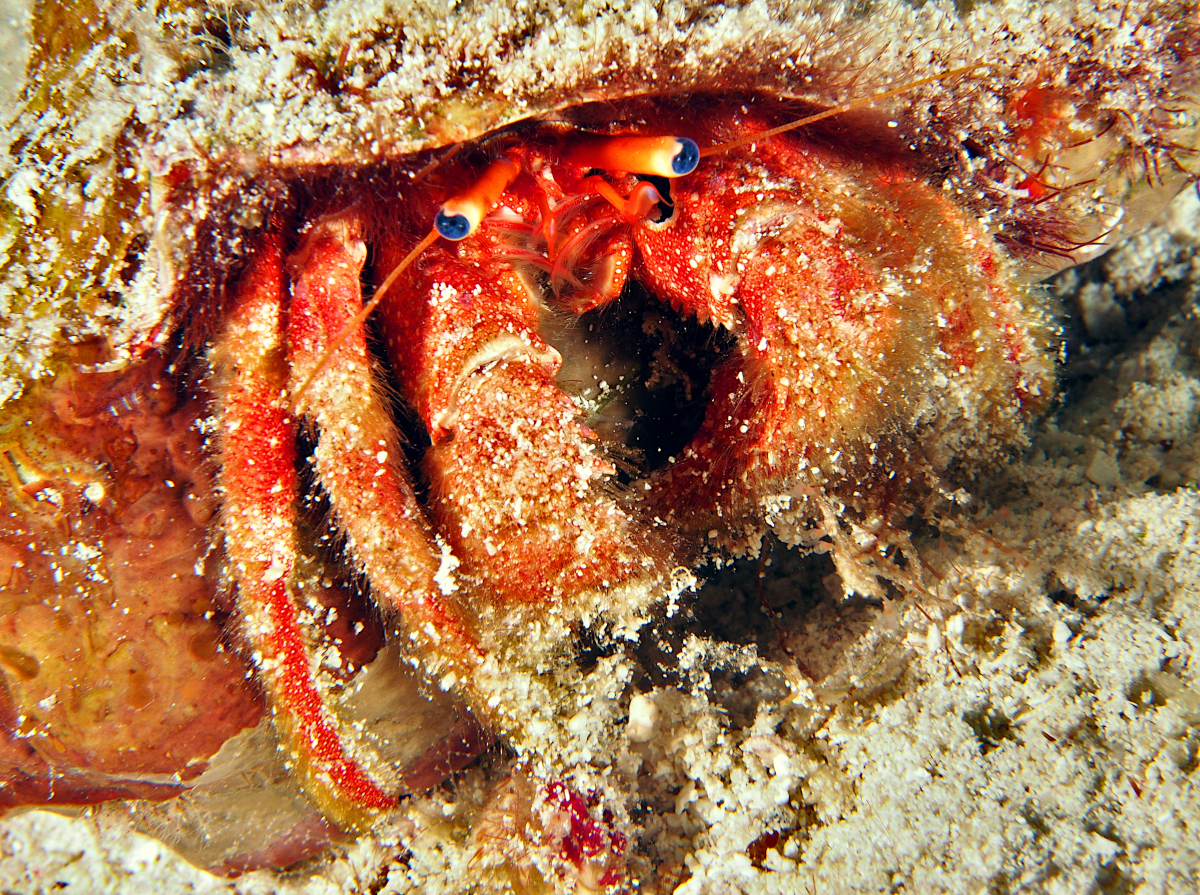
[194,88,1056,835]
[2,0,1198,889]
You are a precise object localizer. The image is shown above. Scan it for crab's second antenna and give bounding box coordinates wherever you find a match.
[701,63,992,158]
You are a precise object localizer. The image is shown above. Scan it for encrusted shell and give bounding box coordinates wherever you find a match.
[1,0,1196,403]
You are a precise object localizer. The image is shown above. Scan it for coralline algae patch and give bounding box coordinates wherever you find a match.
[2,191,1199,895]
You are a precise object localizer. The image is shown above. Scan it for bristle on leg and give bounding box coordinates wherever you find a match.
[214,230,397,831]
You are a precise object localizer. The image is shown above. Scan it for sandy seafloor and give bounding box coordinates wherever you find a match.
[1,189,1198,894]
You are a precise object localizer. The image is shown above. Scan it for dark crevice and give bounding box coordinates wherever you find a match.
[963,704,1018,755]
[545,283,735,483]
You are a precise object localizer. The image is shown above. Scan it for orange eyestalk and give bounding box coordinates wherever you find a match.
[563,134,700,178]
[435,157,522,240]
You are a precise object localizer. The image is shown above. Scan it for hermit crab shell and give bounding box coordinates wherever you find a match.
[1,0,1197,402]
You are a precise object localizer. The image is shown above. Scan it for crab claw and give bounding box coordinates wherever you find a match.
[374,234,673,617]
[631,124,1053,557]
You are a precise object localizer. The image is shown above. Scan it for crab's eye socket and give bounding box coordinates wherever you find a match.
[671,138,700,176]
[435,209,473,240]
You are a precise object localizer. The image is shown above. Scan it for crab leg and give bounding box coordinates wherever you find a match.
[213,231,396,831]
[284,214,486,692]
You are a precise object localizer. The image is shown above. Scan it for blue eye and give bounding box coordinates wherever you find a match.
[672,138,700,176]
[435,210,472,240]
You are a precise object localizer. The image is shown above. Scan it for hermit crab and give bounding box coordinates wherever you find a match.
[197,85,1064,833]
[2,0,1198,890]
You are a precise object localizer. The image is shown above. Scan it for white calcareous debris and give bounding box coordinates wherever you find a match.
[625,692,660,743]
[1085,448,1122,487]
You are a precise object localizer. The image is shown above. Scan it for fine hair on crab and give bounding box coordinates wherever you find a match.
[147,83,1061,873]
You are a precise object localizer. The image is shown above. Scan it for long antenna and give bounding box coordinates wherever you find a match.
[700,63,991,158]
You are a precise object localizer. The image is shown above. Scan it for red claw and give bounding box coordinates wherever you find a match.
[374,228,668,608]
[624,117,1050,540]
